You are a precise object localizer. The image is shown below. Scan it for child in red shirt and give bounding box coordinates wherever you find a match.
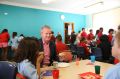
[77,37,90,56]
[97,27,103,45]
[0,29,10,60]
[81,28,87,38]
[108,29,114,43]
[87,29,94,41]
[55,35,68,53]
[55,35,72,62]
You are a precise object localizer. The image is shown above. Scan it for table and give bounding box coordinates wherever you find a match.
[43,60,114,79]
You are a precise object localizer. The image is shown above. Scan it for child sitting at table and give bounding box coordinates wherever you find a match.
[104,27,120,79]
[55,35,72,62]
[14,37,44,79]
[77,36,90,56]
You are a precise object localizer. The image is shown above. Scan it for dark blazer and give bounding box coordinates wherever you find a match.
[39,39,58,66]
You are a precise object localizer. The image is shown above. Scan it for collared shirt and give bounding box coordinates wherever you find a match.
[104,63,120,79]
[43,41,50,65]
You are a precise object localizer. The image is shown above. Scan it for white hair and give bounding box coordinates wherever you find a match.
[40,25,51,33]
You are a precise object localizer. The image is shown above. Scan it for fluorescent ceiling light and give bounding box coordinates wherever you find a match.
[84,1,104,8]
[41,0,55,4]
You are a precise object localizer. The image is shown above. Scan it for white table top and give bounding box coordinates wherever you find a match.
[43,60,114,79]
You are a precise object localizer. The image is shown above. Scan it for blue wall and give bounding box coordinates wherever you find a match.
[0,4,86,39]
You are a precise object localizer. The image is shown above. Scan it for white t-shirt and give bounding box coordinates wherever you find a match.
[11,36,19,49]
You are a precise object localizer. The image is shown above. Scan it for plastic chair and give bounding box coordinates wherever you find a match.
[70,44,77,55]
[0,48,2,60]
[0,61,17,79]
[91,47,102,61]
[76,46,86,59]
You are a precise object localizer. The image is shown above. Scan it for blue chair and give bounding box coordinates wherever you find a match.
[70,44,79,60]
[0,48,2,60]
[70,44,77,55]
[0,61,17,79]
[91,47,102,61]
[76,46,86,59]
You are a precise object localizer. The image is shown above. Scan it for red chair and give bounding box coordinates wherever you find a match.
[16,73,26,79]
[114,58,119,64]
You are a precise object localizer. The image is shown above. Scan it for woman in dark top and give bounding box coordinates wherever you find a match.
[98,34,112,61]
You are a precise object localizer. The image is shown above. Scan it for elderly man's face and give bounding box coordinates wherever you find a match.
[41,28,52,42]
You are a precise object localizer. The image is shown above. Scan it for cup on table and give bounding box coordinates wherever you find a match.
[52,69,59,79]
[53,61,58,69]
[73,55,77,61]
[90,55,95,63]
[95,65,101,74]
[76,58,79,66]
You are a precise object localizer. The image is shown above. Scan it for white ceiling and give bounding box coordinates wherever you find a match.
[0,0,120,14]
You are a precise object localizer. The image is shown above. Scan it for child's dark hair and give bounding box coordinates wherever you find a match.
[89,29,93,32]
[56,35,62,41]
[14,37,40,66]
[82,28,85,31]
[108,29,114,33]
[95,30,99,35]
[20,34,24,37]
[12,32,17,38]
[99,27,103,30]
[1,29,8,33]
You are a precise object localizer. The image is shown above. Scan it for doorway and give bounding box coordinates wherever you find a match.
[64,22,74,44]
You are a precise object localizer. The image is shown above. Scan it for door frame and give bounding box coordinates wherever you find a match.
[64,22,74,44]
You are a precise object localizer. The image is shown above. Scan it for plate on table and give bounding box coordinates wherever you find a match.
[58,62,70,68]
[78,72,102,79]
